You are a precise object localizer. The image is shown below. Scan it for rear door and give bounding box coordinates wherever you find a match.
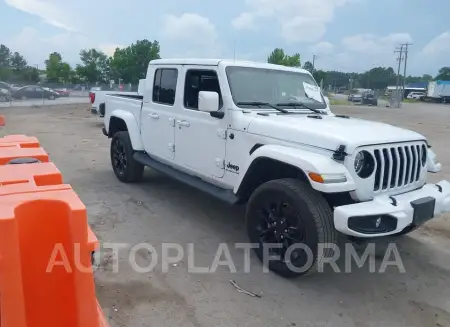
[140,66,179,161]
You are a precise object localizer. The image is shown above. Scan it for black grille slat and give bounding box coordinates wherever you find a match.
[390,148,398,188]
[374,149,382,191]
[404,146,412,185]
[398,147,405,187]
[371,143,424,193]
[410,145,417,183]
[382,149,390,190]
[415,145,421,181]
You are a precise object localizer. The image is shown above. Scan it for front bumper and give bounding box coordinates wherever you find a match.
[334,180,450,237]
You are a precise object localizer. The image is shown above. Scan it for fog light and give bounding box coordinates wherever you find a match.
[375,217,382,228]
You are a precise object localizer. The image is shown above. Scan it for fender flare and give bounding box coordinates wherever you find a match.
[108,109,144,151]
[234,144,356,193]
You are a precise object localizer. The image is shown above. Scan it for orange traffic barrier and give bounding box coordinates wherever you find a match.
[0,162,62,189]
[0,147,49,165]
[0,187,107,327]
[0,164,98,254]
[0,116,4,126]
[0,135,40,148]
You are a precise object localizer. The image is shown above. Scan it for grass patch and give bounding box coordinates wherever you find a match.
[329,99,351,105]
[402,98,420,103]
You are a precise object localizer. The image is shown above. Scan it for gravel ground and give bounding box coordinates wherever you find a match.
[1,103,449,327]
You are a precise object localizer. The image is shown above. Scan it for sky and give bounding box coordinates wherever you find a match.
[1,0,449,76]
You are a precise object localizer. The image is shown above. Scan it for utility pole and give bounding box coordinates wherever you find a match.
[402,43,412,93]
[312,54,318,73]
[393,45,404,108]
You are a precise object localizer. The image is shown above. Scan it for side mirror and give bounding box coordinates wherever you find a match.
[198,91,219,112]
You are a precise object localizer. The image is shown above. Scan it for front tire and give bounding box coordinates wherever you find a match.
[246,178,337,278]
[110,131,144,183]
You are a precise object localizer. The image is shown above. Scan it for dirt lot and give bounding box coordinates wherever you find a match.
[1,103,450,327]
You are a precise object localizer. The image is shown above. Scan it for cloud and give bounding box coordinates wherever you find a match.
[231,12,256,30]
[6,27,111,67]
[99,44,126,57]
[159,13,221,57]
[4,0,76,31]
[309,41,334,55]
[232,0,354,43]
[420,31,450,57]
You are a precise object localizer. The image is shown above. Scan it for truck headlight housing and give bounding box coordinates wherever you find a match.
[354,150,375,178]
[421,144,427,166]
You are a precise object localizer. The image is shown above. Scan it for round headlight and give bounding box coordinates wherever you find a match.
[421,145,427,166]
[354,150,375,178]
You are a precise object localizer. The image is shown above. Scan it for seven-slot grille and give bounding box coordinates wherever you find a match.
[373,142,426,192]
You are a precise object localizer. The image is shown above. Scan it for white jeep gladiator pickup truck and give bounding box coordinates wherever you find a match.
[102,58,450,277]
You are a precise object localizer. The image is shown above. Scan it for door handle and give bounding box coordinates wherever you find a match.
[176,120,190,127]
[149,113,159,119]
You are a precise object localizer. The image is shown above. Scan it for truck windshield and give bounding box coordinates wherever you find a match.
[225,66,327,110]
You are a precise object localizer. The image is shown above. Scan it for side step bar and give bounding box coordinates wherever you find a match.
[133,152,239,205]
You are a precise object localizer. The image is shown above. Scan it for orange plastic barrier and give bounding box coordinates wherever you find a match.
[0,147,49,165]
[0,135,40,148]
[0,116,4,126]
[0,162,62,189]
[0,187,107,327]
[0,165,98,253]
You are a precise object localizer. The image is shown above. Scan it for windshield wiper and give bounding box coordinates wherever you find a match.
[276,102,324,114]
[237,101,289,113]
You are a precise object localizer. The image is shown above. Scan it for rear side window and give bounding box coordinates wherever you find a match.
[152,68,178,105]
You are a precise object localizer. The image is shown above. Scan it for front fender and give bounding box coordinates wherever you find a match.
[108,109,144,151]
[234,144,356,193]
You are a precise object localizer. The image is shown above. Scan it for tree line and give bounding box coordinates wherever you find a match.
[267,48,450,90]
[1,42,449,89]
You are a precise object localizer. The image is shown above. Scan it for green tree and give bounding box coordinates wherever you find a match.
[0,45,12,80]
[267,48,301,67]
[303,61,313,72]
[76,49,110,83]
[435,67,450,81]
[110,39,161,84]
[313,70,327,85]
[422,74,433,82]
[45,52,73,83]
[10,52,27,72]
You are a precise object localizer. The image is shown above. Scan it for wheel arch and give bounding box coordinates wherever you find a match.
[234,144,356,201]
[107,110,143,151]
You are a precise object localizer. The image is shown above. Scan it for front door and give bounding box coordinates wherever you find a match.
[140,67,179,161]
[174,66,227,178]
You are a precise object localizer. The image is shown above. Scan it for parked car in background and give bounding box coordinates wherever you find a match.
[362,93,378,106]
[54,88,72,97]
[0,88,11,102]
[12,86,60,100]
[407,92,425,100]
[348,94,355,101]
[351,94,362,104]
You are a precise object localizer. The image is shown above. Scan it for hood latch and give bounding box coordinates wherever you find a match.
[333,145,347,161]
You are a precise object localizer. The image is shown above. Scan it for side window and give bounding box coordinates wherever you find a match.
[25,87,34,92]
[152,68,178,106]
[184,69,223,110]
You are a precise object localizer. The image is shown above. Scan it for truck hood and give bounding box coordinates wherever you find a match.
[247,114,426,153]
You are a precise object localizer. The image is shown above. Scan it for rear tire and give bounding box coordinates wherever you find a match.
[246,178,337,278]
[110,131,144,183]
